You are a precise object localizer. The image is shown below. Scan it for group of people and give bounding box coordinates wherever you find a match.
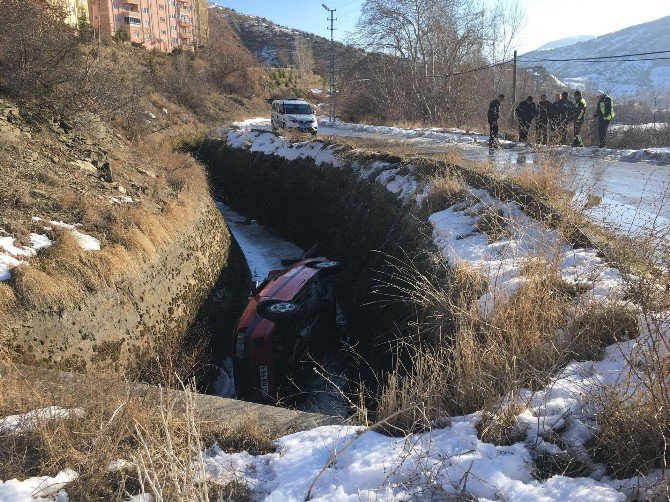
[487,91,615,149]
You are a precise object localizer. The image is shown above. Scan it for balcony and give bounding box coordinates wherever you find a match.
[179,31,192,39]
[122,0,140,4]
[178,17,192,25]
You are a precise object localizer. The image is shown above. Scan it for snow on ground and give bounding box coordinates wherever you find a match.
[0,408,84,501]
[0,218,101,281]
[0,407,84,435]
[211,128,669,500]
[233,116,670,166]
[610,122,670,131]
[0,470,77,502]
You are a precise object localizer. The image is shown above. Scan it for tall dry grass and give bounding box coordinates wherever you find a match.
[372,233,640,437]
[0,368,271,500]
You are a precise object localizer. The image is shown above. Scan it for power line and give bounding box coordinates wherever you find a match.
[519,49,670,62]
[447,58,514,77]
[444,50,670,79]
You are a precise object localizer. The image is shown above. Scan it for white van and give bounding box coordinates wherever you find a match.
[271,99,318,135]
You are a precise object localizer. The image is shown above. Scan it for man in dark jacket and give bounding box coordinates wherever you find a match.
[515,96,536,143]
[594,92,615,148]
[536,94,551,145]
[487,93,505,148]
[557,92,575,145]
[572,90,587,147]
[549,93,561,143]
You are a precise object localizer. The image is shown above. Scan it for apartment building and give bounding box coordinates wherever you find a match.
[50,0,91,28]
[88,0,207,52]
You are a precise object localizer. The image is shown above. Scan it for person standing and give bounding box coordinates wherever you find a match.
[536,94,551,145]
[557,92,574,145]
[572,90,587,147]
[549,93,561,143]
[488,94,505,148]
[515,96,536,143]
[594,92,615,148]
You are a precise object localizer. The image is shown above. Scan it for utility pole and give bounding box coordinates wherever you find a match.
[322,4,336,123]
[510,49,517,129]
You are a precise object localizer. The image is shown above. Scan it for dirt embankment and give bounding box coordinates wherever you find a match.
[0,101,249,374]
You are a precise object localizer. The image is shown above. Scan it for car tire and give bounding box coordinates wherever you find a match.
[313,260,341,276]
[257,301,301,322]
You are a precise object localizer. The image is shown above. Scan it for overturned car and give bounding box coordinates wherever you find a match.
[232,257,341,404]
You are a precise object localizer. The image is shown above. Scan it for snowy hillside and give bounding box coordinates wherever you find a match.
[520,16,670,95]
[534,35,596,52]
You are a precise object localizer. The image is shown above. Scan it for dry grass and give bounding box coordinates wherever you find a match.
[475,402,527,446]
[0,367,274,500]
[590,387,670,478]
[371,246,649,438]
[421,166,469,216]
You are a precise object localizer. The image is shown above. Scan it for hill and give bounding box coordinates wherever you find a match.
[208,4,363,78]
[520,16,670,95]
[533,35,595,51]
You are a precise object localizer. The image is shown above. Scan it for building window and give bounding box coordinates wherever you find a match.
[169,0,175,5]
[171,37,177,44]
[159,4,164,9]
[134,32,140,38]
[124,17,141,25]
[142,7,148,13]
[144,34,151,40]
[143,20,149,26]
[160,17,166,23]
[172,25,176,30]
[162,29,167,35]
[169,13,175,18]
[112,2,119,8]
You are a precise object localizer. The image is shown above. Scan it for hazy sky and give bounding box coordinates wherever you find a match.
[212,0,670,53]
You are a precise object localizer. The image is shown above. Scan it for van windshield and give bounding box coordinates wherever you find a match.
[283,103,313,115]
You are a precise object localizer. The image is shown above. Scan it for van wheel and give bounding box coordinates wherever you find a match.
[257,301,301,322]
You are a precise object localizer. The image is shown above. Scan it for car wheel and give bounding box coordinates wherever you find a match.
[313,260,341,276]
[257,301,301,322]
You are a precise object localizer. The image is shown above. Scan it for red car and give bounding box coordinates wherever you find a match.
[232,257,341,404]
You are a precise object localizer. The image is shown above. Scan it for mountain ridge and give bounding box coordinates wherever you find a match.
[520,16,670,95]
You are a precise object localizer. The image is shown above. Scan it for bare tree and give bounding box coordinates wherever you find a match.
[294,35,315,80]
[484,0,526,90]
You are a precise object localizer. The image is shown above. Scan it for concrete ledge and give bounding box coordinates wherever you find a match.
[2,365,343,436]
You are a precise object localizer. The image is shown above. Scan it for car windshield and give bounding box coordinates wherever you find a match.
[283,103,313,115]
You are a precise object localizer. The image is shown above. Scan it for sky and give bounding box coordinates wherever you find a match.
[211,0,670,54]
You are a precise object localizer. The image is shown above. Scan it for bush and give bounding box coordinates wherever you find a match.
[0,0,84,112]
